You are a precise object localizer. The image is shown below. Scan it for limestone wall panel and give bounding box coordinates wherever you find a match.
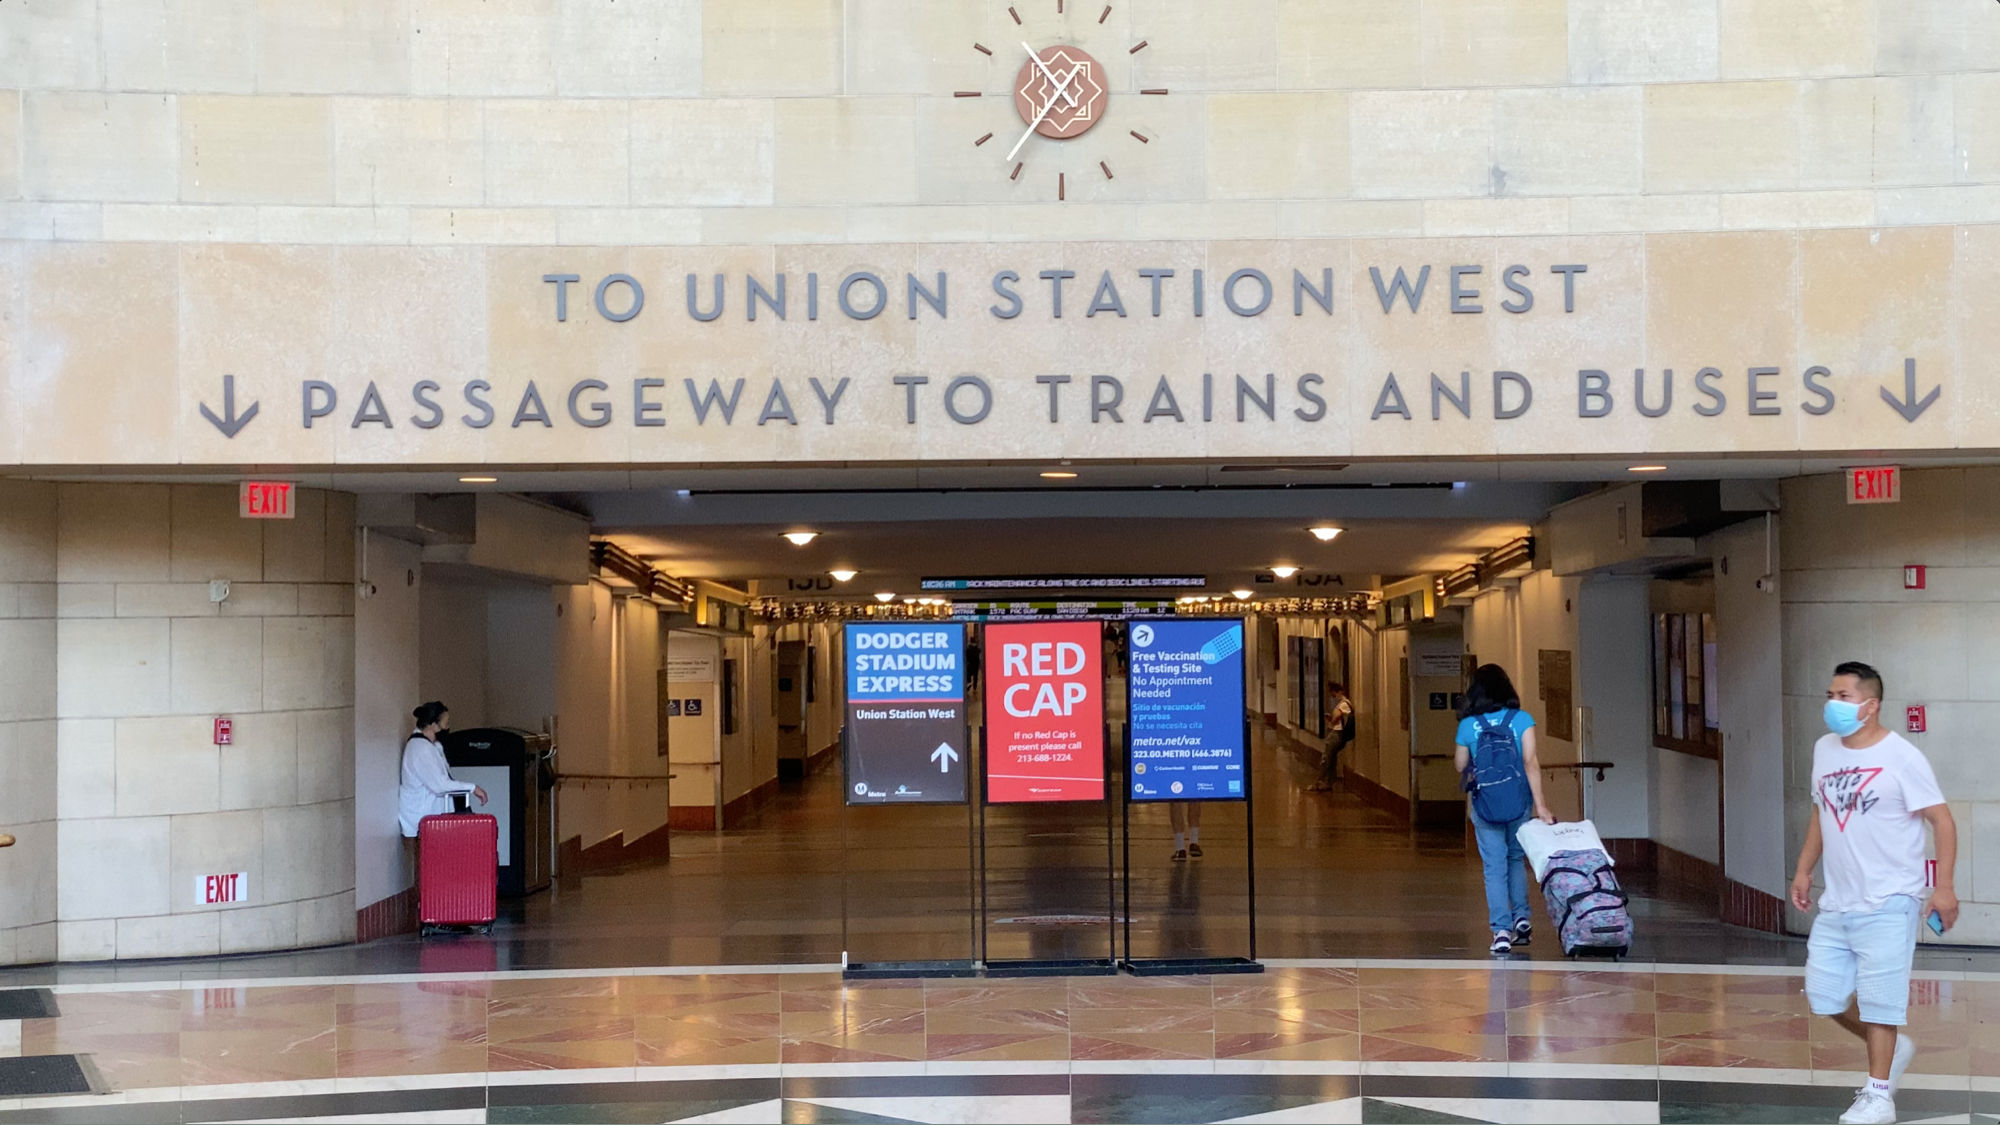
[630,99,774,208]
[552,0,701,97]
[254,0,412,95]
[483,100,631,208]
[1493,87,1641,197]
[1566,0,1718,84]
[701,0,843,98]
[332,99,485,207]
[23,93,177,203]
[1420,0,1568,89]
[1349,90,1495,200]
[1206,92,1349,201]
[180,96,334,205]
[1718,0,1874,79]
[1644,81,1800,194]
[410,0,555,97]
[775,98,920,207]
[1276,0,1418,90]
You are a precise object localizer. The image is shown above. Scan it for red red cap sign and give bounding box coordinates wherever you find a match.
[982,621,1105,803]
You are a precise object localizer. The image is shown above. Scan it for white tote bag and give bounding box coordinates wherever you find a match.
[1516,818,1610,883]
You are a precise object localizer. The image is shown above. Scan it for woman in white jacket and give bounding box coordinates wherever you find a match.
[399,701,485,840]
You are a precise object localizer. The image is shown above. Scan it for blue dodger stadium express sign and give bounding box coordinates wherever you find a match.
[1128,619,1248,802]
[843,623,969,806]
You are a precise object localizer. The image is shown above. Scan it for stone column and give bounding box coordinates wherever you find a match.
[0,481,58,965]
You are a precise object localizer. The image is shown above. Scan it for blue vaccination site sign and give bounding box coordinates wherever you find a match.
[843,622,969,805]
[1126,618,1248,802]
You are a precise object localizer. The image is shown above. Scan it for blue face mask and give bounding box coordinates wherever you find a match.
[1823,699,1865,737]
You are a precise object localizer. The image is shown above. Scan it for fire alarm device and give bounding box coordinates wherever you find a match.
[213,717,233,746]
[1904,566,1926,590]
[1906,705,1926,734]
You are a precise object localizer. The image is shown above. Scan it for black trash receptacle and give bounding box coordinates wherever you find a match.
[441,727,555,897]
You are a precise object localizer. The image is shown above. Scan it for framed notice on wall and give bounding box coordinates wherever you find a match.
[982,621,1106,803]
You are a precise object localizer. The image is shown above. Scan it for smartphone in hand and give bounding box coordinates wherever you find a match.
[1927,910,1947,935]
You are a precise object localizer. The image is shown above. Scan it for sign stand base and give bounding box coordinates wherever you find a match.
[843,960,980,981]
[1120,956,1263,977]
[985,957,1118,978]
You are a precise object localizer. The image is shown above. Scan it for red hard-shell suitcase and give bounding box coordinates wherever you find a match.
[418,813,497,933]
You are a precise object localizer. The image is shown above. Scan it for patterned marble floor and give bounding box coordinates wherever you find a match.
[3,960,1998,1123]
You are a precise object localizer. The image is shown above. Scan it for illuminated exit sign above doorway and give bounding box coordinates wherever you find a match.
[1845,466,1900,505]
[239,480,296,519]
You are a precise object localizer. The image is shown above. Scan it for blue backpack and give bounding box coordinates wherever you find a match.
[1464,709,1533,824]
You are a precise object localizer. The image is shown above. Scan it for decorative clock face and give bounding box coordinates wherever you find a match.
[967,3,1164,199]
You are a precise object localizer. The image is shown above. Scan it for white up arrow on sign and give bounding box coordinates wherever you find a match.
[931,741,959,773]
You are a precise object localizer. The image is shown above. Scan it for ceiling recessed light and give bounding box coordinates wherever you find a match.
[874,592,896,603]
[458,475,497,484]
[902,596,918,604]
[829,569,857,582]
[1628,465,1668,473]
[1269,565,1299,579]
[1231,589,1252,600]
[782,531,818,546]
[1308,526,1343,542]
[1040,470,1078,479]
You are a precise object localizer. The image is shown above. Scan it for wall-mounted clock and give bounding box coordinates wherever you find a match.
[962,2,1166,200]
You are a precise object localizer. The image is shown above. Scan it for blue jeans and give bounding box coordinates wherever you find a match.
[1472,812,1532,933]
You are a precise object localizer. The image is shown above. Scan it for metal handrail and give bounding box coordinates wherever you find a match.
[556,773,675,786]
[1542,761,1617,782]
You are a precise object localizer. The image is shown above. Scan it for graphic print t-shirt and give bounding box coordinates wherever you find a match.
[1810,730,1946,913]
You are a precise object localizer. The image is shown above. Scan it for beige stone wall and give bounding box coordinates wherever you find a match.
[1781,468,2000,946]
[1,1,1996,246]
[1,227,1994,467]
[50,483,356,962]
[0,481,57,965]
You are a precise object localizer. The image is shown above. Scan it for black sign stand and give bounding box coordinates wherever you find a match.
[1119,720,1263,977]
[979,724,1119,978]
[842,723,980,980]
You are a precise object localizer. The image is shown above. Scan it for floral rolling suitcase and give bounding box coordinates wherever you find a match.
[418,813,497,934]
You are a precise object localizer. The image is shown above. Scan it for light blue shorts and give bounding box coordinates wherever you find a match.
[1804,894,1922,1026]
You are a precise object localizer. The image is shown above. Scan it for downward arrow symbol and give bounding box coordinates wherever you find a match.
[199,374,260,438]
[1880,358,1940,423]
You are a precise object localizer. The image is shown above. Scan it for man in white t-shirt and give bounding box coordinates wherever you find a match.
[1790,661,1959,1125]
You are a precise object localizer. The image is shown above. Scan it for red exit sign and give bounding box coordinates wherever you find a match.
[239,480,296,519]
[1846,465,1900,504]
[196,872,249,905]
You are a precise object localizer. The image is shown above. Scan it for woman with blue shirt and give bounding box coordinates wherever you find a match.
[1453,664,1556,955]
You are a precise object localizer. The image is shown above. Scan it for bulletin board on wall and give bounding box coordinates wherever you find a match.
[1538,648,1574,741]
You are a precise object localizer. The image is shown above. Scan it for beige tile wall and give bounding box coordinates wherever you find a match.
[0,481,58,966]
[2,0,1996,243]
[1781,468,2000,946]
[25,483,359,963]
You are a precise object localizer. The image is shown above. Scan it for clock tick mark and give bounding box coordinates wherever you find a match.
[1008,6,1022,24]
[1129,40,1149,53]
[1059,172,1066,200]
[974,133,994,146]
[1011,162,1024,181]
[1100,161,1113,180]
[1141,88,1169,95]
[974,42,993,55]
[1100,5,1112,22]
[954,91,982,97]
[1130,130,1150,143]
[1056,0,1064,12]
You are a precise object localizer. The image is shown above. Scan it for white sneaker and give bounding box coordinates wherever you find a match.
[1887,1033,1916,1095]
[1837,1089,1896,1125]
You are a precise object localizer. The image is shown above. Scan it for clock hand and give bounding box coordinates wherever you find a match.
[1022,40,1080,110]
[1005,58,1082,161]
